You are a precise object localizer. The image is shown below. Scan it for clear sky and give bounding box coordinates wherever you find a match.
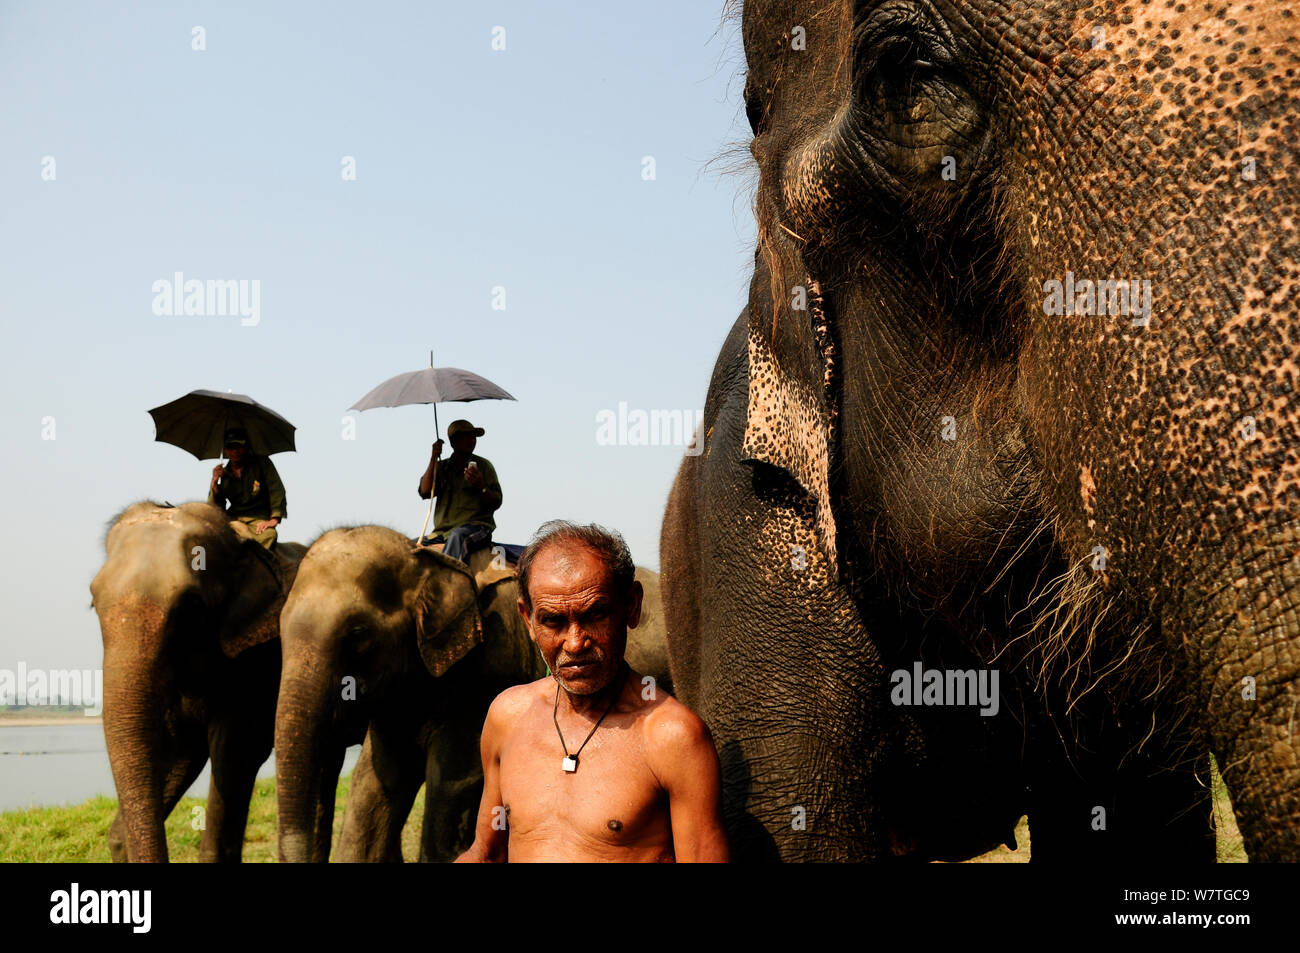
[0,1,757,671]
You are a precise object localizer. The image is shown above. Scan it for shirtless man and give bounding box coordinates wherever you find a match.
[456,521,729,863]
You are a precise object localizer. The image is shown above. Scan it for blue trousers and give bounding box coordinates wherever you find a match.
[423,523,492,563]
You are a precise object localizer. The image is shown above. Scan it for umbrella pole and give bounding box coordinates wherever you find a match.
[417,407,442,545]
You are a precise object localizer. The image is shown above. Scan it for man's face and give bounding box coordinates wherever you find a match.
[225,444,246,464]
[450,433,476,456]
[519,544,642,696]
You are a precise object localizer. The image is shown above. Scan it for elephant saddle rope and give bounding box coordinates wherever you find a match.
[552,664,628,774]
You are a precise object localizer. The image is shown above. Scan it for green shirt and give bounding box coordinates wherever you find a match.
[432,453,501,533]
[208,455,287,521]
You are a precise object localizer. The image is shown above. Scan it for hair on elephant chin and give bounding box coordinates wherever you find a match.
[1000,541,1199,770]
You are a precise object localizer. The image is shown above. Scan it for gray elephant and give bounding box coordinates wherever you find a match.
[91,501,312,862]
[274,524,672,862]
[663,0,1299,862]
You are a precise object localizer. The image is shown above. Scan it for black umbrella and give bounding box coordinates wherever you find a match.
[349,354,516,542]
[148,389,296,460]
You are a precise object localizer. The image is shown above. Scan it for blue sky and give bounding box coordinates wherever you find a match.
[0,1,756,670]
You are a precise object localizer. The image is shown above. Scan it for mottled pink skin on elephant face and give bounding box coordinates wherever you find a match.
[732,0,1300,858]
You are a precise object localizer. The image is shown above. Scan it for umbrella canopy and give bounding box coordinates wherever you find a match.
[349,366,516,411]
[148,389,297,460]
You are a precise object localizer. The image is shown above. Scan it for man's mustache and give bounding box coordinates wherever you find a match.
[556,648,605,668]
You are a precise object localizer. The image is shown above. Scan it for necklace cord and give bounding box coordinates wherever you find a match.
[553,663,628,760]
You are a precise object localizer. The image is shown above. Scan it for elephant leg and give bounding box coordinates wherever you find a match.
[418,715,486,862]
[1026,696,1214,863]
[108,809,128,862]
[336,727,424,862]
[200,716,273,863]
[312,742,347,862]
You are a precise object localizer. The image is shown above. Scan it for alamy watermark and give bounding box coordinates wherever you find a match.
[595,402,704,455]
[890,663,1000,716]
[152,272,260,326]
[0,663,103,716]
[49,883,150,933]
[1042,271,1151,327]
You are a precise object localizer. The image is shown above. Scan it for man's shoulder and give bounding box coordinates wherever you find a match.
[486,677,551,726]
[640,691,714,754]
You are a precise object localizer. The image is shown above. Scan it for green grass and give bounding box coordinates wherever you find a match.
[0,761,1246,862]
[0,776,425,863]
[966,757,1245,863]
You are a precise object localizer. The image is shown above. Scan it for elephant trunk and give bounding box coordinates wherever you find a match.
[275,648,339,863]
[100,605,170,863]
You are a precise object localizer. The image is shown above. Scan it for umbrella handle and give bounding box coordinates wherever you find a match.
[418,458,438,544]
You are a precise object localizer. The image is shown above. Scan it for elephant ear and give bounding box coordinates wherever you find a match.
[410,547,484,677]
[218,534,293,658]
[741,249,839,568]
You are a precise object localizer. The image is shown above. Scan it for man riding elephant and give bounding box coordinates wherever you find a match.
[417,418,503,563]
[208,426,287,550]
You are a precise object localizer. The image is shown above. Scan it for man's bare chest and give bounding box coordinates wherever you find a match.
[498,712,668,848]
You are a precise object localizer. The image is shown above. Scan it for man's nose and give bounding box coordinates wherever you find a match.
[562,625,590,653]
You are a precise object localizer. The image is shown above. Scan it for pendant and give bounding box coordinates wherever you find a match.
[562,756,578,773]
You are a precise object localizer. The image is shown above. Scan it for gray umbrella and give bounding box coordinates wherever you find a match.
[350,366,516,416]
[349,357,516,543]
[148,389,296,460]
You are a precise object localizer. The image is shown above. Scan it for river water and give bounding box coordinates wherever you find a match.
[0,723,360,813]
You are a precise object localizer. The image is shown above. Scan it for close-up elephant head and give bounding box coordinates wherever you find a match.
[666,0,1298,860]
[274,525,527,862]
[90,501,300,862]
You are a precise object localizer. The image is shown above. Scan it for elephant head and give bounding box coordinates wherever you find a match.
[274,525,517,862]
[90,501,296,861]
[723,0,1299,858]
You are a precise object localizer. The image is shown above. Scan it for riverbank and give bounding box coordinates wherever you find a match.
[0,715,101,727]
[0,776,427,862]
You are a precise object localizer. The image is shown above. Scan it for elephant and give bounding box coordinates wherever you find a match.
[274,524,673,862]
[662,0,1299,861]
[91,501,309,861]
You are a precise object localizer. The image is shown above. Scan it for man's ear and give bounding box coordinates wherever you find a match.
[516,598,532,636]
[218,536,287,658]
[625,580,644,630]
[410,547,483,677]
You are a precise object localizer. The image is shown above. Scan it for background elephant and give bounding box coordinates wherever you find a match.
[91,501,308,862]
[664,0,1298,861]
[274,525,672,862]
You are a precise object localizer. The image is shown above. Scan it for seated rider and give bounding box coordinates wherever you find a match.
[417,419,503,563]
[208,427,286,550]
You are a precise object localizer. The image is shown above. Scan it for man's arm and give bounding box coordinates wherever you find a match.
[455,693,512,863]
[478,460,503,512]
[207,470,224,506]
[648,702,730,862]
[263,458,287,520]
[418,440,445,500]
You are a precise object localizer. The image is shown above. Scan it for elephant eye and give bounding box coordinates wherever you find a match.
[857,30,955,123]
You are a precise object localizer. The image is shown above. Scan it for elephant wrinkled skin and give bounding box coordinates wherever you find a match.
[663,0,1299,861]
